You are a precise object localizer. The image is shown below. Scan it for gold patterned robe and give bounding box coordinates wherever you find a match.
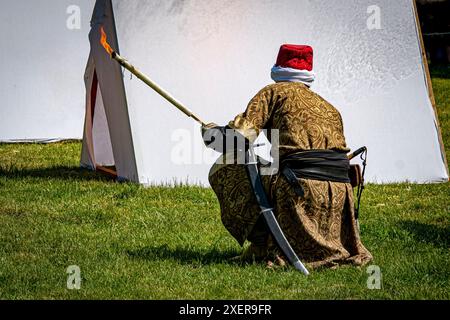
[209,82,372,269]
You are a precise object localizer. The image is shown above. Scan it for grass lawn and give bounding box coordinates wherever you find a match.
[0,67,449,300]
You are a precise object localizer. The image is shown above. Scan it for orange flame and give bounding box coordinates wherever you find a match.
[100,26,114,55]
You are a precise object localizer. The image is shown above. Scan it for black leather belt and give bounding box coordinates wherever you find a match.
[281,149,351,197]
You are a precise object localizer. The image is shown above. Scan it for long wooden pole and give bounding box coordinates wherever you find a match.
[111,51,207,127]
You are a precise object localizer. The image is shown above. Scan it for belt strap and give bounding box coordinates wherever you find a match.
[282,167,305,197]
[281,149,351,196]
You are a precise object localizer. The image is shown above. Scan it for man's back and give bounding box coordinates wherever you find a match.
[231,82,349,158]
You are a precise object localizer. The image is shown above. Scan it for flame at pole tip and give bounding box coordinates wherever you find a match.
[100,26,114,56]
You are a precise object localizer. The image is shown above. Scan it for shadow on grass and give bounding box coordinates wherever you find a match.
[126,244,241,266]
[398,220,449,248]
[0,166,115,182]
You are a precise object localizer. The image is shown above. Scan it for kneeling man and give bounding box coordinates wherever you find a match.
[204,45,372,269]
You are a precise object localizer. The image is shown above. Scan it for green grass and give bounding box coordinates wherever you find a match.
[0,67,449,300]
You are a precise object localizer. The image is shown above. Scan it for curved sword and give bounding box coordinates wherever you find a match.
[245,146,309,275]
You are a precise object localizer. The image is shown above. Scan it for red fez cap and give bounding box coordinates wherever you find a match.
[275,44,313,71]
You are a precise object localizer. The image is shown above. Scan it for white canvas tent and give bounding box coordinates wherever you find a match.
[0,0,94,142]
[81,0,448,185]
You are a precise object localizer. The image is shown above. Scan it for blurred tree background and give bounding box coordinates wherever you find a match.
[416,0,450,66]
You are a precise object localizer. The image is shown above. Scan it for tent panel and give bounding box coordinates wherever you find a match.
[92,86,115,166]
[81,54,97,169]
[0,0,94,141]
[91,0,447,185]
[88,0,139,182]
